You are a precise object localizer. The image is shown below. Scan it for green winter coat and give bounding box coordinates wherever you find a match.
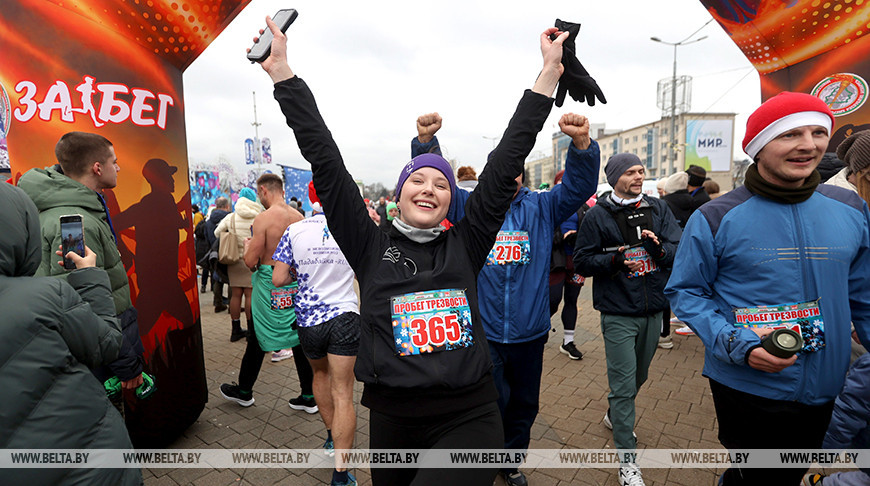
[0,182,141,485]
[18,166,133,314]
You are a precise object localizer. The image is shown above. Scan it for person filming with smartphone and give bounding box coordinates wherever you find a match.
[18,132,146,418]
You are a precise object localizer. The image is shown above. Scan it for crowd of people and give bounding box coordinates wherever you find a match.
[4,15,870,486]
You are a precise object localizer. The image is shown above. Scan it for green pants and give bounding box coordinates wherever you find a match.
[251,265,300,352]
[600,311,662,452]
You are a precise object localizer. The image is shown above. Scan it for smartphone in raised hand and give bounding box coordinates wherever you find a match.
[59,214,85,270]
[247,9,298,63]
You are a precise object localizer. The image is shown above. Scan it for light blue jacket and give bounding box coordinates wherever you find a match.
[665,185,870,405]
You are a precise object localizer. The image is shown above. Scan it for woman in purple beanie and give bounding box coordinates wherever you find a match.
[256,16,569,486]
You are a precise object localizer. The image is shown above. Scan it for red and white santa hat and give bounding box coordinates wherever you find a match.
[308,180,322,213]
[742,92,835,159]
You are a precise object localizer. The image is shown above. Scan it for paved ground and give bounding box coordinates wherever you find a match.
[143,282,734,485]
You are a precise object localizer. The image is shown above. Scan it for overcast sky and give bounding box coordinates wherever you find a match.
[182,0,761,186]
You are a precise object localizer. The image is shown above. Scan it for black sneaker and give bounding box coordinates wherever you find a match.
[560,342,583,360]
[220,383,254,407]
[288,394,318,414]
[230,329,247,342]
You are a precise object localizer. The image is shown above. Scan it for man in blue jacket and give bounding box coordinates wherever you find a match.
[665,92,870,486]
[413,112,599,486]
[574,153,681,486]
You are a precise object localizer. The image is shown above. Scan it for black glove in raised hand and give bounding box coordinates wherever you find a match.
[550,18,606,108]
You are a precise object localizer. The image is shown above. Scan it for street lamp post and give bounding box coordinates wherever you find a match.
[482,135,500,149]
[650,34,706,173]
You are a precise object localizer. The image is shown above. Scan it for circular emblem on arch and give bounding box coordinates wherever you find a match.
[811,73,868,117]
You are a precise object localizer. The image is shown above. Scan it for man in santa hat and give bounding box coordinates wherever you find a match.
[666,92,870,485]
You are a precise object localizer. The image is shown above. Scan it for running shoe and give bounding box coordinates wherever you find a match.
[324,438,335,457]
[674,326,695,336]
[559,342,583,360]
[271,349,293,362]
[658,336,674,349]
[288,395,318,414]
[220,383,254,407]
[619,462,645,486]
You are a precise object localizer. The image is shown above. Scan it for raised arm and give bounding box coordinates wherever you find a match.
[456,27,568,268]
[255,16,382,272]
[532,28,568,97]
[410,114,472,223]
[541,113,599,225]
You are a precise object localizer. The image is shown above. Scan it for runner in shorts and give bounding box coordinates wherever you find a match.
[273,181,360,486]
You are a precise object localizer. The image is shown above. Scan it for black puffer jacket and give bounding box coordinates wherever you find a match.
[574,195,682,317]
[0,183,140,485]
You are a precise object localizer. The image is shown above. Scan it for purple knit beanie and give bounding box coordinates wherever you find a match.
[395,153,455,200]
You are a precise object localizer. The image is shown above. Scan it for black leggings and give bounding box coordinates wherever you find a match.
[548,270,581,332]
[239,323,313,396]
[369,401,503,486]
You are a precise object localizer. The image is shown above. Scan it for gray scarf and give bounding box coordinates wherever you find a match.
[392,217,444,243]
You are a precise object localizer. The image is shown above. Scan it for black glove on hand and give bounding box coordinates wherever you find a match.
[550,19,606,107]
[610,251,626,272]
[642,236,665,260]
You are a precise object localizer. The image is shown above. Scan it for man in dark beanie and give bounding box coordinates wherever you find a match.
[574,153,681,486]
[685,164,711,210]
[666,91,870,486]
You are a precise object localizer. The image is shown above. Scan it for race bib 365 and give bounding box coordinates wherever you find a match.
[390,289,474,356]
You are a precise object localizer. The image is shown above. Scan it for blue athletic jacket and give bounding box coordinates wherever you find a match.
[665,185,870,405]
[413,136,599,343]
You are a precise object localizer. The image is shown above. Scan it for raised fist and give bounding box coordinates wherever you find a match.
[416,112,442,143]
[558,113,591,150]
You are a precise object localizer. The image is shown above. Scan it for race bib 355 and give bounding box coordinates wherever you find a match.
[271,286,298,310]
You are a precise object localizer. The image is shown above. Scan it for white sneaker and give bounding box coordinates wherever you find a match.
[271,349,293,362]
[669,317,684,325]
[674,326,695,336]
[658,336,674,349]
[619,462,645,486]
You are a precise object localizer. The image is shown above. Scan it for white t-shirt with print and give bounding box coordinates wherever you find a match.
[272,214,359,327]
